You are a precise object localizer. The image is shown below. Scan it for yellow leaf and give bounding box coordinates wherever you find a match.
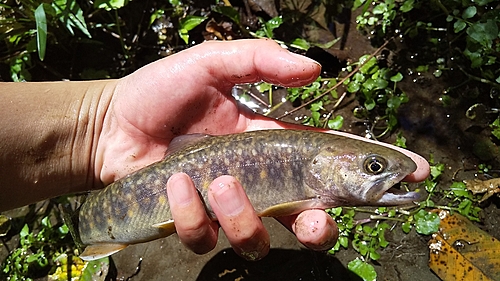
[428,210,500,281]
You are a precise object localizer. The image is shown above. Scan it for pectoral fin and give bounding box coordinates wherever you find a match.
[164,134,212,158]
[152,219,176,236]
[258,199,322,217]
[80,243,128,261]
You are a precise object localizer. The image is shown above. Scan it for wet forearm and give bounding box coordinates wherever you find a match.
[0,80,115,211]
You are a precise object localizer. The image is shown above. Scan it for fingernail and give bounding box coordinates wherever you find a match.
[239,239,269,261]
[167,174,194,206]
[289,52,321,66]
[212,181,244,216]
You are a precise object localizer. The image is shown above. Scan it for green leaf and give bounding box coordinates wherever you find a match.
[449,181,472,199]
[348,258,377,281]
[262,16,283,38]
[178,15,207,44]
[287,88,300,102]
[400,0,414,13]
[312,37,341,49]
[310,101,323,112]
[467,19,498,49]
[255,82,272,93]
[402,221,412,233]
[454,20,467,33]
[464,48,483,68]
[290,38,310,50]
[390,72,403,82]
[353,0,367,9]
[212,5,240,25]
[387,96,402,109]
[347,80,361,93]
[329,207,343,217]
[359,56,378,74]
[41,216,51,230]
[430,163,445,179]
[462,6,477,19]
[58,224,69,236]
[339,236,349,248]
[395,132,407,148]
[328,115,344,130]
[10,53,32,82]
[365,99,376,110]
[35,4,47,61]
[52,0,91,38]
[81,257,110,281]
[20,224,29,238]
[179,15,208,31]
[369,249,381,260]
[372,4,387,15]
[94,0,129,10]
[492,127,500,140]
[416,65,429,72]
[414,209,440,235]
[266,16,283,30]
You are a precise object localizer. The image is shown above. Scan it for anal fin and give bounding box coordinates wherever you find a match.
[80,243,128,261]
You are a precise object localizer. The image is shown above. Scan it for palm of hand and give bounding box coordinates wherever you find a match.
[96,39,320,184]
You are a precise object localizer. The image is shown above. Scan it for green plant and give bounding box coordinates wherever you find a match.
[287,76,344,129]
[2,215,71,280]
[345,55,408,138]
[1,0,90,80]
[354,0,415,35]
[421,156,483,222]
[327,203,441,280]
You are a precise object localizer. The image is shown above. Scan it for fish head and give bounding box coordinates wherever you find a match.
[307,139,420,207]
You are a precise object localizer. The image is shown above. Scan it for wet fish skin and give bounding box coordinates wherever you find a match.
[77,129,418,260]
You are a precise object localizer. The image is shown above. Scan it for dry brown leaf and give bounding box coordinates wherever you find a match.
[428,210,500,281]
[464,178,500,202]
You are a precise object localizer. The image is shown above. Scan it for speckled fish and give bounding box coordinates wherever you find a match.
[76,129,419,261]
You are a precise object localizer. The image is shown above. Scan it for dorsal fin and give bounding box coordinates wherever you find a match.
[164,134,212,158]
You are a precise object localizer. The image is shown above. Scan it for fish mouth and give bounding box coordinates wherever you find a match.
[364,172,422,205]
[368,158,420,205]
[375,185,423,205]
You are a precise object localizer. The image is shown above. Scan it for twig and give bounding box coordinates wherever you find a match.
[321,91,348,128]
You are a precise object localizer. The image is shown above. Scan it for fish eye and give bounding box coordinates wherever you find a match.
[364,155,387,175]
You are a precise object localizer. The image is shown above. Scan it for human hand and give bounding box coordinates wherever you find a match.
[96,39,430,260]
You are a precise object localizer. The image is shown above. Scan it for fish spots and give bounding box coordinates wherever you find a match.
[158,195,167,205]
[127,209,135,218]
[126,193,133,202]
[259,169,267,180]
[137,179,144,186]
[202,180,211,190]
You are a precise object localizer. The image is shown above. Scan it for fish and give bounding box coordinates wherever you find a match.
[74,129,419,261]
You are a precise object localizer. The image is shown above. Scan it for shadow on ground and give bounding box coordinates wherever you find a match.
[196,248,361,281]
